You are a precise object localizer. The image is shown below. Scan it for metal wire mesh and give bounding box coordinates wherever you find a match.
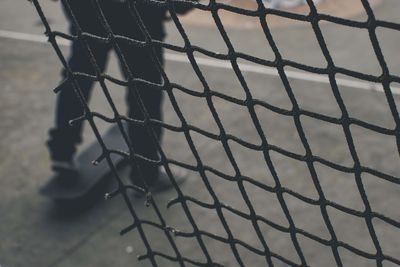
[30,0,400,266]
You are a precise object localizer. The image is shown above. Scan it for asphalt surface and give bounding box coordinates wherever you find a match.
[1,0,400,266]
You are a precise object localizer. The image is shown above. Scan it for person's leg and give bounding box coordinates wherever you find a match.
[128,47,164,186]
[47,1,110,166]
[102,3,165,187]
[119,44,164,186]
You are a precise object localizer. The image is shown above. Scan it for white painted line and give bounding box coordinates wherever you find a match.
[1,29,399,95]
[0,29,47,43]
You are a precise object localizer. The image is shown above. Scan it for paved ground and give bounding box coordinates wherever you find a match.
[1,0,400,266]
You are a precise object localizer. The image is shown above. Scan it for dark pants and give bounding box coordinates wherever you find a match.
[47,1,165,182]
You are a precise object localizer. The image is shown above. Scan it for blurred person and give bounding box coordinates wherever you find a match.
[47,0,193,190]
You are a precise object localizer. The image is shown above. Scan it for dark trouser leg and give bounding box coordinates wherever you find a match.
[121,45,164,185]
[47,33,109,162]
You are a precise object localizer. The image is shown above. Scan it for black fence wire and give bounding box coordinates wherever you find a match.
[30,0,400,266]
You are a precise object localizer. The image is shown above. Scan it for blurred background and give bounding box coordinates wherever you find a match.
[1,0,400,266]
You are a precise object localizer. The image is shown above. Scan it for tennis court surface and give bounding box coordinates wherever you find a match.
[1,0,400,266]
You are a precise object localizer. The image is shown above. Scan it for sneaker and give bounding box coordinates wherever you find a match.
[51,160,79,186]
[133,166,188,197]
